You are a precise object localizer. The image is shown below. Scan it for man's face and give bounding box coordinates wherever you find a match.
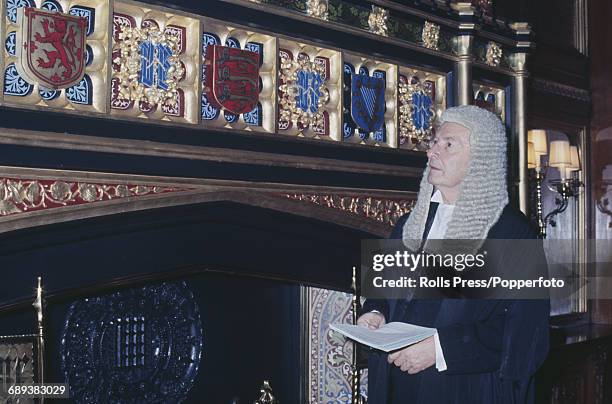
[426,122,471,192]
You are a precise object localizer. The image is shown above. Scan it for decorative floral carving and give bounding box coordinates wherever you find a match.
[0,178,192,217]
[422,21,440,50]
[278,52,330,134]
[112,25,185,107]
[306,0,328,21]
[399,76,435,149]
[282,193,415,227]
[485,41,503,67]
[368,6,389,37]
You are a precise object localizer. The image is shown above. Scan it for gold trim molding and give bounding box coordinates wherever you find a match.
[0,177,192,216]
[281,192,414,227]
[0,167,416,236]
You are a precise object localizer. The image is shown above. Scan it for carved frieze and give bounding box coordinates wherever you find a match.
[281,193,415,227]
[0,177,193,216]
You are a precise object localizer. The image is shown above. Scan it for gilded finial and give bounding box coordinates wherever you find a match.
[254,380,277,404]
[33,276,43,326]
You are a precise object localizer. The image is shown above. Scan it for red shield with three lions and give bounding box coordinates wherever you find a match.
[205,45,260,115]
[16,7,87,89]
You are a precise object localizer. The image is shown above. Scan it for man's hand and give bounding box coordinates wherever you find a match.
[387,336,436,374]
[357,312,386,330]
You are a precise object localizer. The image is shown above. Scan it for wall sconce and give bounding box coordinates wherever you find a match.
[597,165,612,228]
[528,130,583,238]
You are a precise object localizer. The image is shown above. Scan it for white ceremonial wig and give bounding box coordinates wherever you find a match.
[402,105,509,250]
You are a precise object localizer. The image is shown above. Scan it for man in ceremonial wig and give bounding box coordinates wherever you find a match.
[358,105,550,403]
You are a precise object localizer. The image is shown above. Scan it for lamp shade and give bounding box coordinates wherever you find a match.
[527,141,536,169]
[549,140,571,168]
[528,129,548,156]
[565,145,581,179]
[569,146,580,170]
[549,140,571,180]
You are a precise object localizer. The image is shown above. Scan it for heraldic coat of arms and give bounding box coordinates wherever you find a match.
[204,45,260,115]
[350,74,386,133]
[16,7,87,89]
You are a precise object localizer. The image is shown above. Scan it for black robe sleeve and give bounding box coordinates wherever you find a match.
[360,213,410,320]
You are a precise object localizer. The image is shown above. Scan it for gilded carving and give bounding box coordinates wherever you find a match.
[398,66,447,151]
[368,6,388,37]
[113,25,184,107]
[306,0,328,21]
[485,41,503,67]
[277,40,341,139]
[399,76,435,148]
[282,193,415,226]
[0,178,191,216]
[279,53,330,134]
[421,21,440,50]
[110,2,199,123]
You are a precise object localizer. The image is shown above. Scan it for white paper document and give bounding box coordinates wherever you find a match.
[329,322,436,352]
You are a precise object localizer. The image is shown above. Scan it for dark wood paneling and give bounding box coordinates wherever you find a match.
[589,0,612,324]
[496,0,577,52]
[536,326,612,404]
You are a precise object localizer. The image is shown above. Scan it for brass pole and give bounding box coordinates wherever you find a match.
[508,23,533,215]
[351,266,360,404]
[32,277,45,403]
[513,57,529,214]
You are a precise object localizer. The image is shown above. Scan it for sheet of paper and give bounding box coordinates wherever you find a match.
[330,322,436,352]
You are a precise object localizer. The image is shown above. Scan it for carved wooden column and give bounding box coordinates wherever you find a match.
[452,2,475,106]
[509,23,533,214]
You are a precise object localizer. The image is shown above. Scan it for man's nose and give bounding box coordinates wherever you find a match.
[427,142,440,159]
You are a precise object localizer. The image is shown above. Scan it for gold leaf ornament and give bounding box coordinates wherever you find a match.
[422,21,440,50]
[114,25,185,107]
[368,6,389,37]
[279,54,330,134]
[485,41,503,67]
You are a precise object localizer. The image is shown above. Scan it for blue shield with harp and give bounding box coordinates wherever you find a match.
[350,74,385,133]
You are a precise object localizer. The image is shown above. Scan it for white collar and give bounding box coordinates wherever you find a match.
[431,190,455,207]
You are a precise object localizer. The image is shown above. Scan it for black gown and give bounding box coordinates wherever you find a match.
[363,202,550,404]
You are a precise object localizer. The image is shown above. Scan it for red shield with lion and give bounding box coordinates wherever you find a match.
[16,7,87,89]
